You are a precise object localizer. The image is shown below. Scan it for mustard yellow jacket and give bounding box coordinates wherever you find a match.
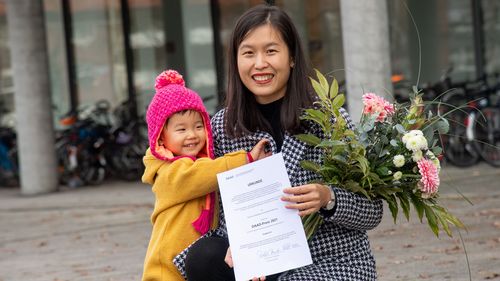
[141,148,248,281]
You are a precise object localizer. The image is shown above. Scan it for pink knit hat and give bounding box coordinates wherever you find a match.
[146,69,216,235]
[146,69,214,161]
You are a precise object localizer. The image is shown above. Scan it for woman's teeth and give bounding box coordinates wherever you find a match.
[254,74,273,81]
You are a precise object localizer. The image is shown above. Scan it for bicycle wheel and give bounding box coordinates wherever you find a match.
[78,148,106,185]
[439,89,480,167]
[473,107,500,167]
[110,143,144,181]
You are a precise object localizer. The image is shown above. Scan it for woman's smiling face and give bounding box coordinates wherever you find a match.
[237,24,293,104]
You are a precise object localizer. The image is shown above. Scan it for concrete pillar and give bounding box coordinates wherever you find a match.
[340,0,392,122]
[6,0,58,195]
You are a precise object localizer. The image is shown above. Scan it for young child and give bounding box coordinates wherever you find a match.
[141,69,268,281]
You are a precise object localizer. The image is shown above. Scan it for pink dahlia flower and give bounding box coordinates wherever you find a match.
[417,158,440,196]
[362,93,395,122]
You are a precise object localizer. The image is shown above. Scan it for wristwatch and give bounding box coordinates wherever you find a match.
[323,186,336,211]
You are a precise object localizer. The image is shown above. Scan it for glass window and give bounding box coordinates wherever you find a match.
[212,0,253,105]
[482,0,500,74]
[70,0,127,110]
[297,0,344,82]
[44,0,71,126]
[0,1,15,128]
[388,0,476,85]
[130,0,218,115]
[180,0,218,114]
[129,0,166,115]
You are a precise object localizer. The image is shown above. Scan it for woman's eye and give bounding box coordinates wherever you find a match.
[242,51,253,56]
[176,128,185,132]
[267,49,277,54]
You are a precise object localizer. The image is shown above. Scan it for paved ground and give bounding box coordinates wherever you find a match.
[0,163,499,281]
[370,163,500,281]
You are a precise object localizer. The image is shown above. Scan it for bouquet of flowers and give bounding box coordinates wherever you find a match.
[298,70,465,239]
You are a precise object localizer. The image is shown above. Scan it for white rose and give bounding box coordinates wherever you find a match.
[393,171,402,180]
[393,155,405,167]
[405,135,428,152]
[416,135,428,150]
[412,150,423,162]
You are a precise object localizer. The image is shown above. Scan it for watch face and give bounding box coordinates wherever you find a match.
[326,200,335,210]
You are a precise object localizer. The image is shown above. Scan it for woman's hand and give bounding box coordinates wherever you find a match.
[249,139,271,161]
[225,247,266,280]
[281,183,331,216]
[224,247,233,268]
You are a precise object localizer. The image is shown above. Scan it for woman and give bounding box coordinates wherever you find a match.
[175,4,383,281]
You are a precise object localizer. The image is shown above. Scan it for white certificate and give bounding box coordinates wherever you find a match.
[217,153,312,281]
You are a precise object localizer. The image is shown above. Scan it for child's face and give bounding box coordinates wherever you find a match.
[237,24,292,104]
[160,111,206,157]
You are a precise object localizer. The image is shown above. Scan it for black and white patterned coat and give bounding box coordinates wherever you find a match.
[174,108,383,280]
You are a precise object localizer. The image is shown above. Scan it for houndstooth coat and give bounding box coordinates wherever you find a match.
[174,108,383,280]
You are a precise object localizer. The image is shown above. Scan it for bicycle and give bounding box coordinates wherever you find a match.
[469,76,500,167]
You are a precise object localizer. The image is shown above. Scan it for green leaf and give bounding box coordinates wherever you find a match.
[423,204,439,237]
[434,205,466,229]
[432,146,443,155]
[396,192,411,221]
[355,156,370,175]
[310,78,327,101]
[319,166,342,176]
[376,166,390,176]
[390,139,399,147]
[315,69,329,95]
[359,132,369,143]
[423,126,434,148]
[395,124,406,134]
[363,122,375,132]
[302,108,327,125]
[386,195,399,223]
[343,129,356,138]
[378,149,389,158]
[330,78,339,99]
[300,160,321,173]
[296,134,321,146]
[410,193,425,222]
[436,118,450,134]
[431,139,438,148]
[345,180,370,198]
[434,207,452,237]
[331,155,348,165]
[317,140,346,148]
[332,94,345,109]
[304,108,327,119]
[380,135,389,144]
[302,214,323,240]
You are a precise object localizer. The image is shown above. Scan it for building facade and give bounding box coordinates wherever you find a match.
[0,0,499,128]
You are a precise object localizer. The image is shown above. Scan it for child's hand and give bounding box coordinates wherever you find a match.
[250,139,271,161]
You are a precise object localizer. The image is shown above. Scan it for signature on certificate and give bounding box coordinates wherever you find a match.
[257,242,302,260]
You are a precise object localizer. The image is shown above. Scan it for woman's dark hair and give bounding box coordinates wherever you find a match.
[224,4,314,137]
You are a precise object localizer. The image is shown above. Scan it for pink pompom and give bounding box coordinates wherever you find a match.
[155,69,185,90]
